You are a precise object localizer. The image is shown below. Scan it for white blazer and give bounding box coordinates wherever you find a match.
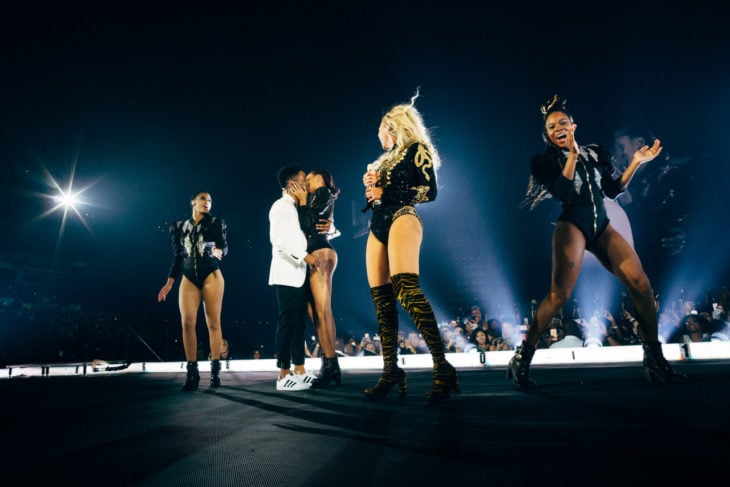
[268,192,308,287]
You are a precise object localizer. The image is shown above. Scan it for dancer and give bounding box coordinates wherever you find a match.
[362,91,459,401]
[511,94,685,388]
[269,164,320,391]
[158,191,227,391]
[289,169,342,388]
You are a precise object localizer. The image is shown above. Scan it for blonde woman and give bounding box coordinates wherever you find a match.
[361,91,459,402]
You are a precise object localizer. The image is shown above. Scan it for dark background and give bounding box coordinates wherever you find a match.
[2,1,728,362]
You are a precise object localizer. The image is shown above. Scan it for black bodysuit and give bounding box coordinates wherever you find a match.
[168,213,228,289]
[366,141,437,244]
[531,144,622,247]
[297,186,335,253]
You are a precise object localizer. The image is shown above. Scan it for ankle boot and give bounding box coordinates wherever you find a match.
[506,341,536,389]
[427,360,460,402]
[210,359,221,387]
[364,284,406,399]
[642,341,687,383]
[182,361,200,392]
[312,357,342,388]
[392,273,458,400]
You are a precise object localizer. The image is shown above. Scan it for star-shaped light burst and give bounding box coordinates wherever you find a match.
[30,161,99,240]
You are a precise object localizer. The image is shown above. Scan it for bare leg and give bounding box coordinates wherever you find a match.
[508,222,586,388]
[591,224,685,382]
[525,222,587,346]
[309,248,338,358]
[366,232,391,287]
[590,224,658,341]
[201,270,225,360]
[178,276,202,362]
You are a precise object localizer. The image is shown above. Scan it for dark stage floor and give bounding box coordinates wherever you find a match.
[1,361,728,486]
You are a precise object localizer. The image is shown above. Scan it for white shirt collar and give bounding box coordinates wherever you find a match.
[281,190,296,204]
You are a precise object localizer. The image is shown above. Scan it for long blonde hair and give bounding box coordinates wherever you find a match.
[374,89,441,170]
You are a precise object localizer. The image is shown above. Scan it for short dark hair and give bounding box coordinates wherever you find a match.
[190,191,209,205]
[276,164,304,188]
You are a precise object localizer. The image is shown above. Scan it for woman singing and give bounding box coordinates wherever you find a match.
[290,169,342,388]
[158,191,228,391]
[362,92,459,401]
[509,95,684,388]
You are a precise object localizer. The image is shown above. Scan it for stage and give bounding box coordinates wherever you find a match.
[1,345,729,486]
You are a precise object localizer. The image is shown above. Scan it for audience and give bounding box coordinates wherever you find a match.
[1,281,727,366]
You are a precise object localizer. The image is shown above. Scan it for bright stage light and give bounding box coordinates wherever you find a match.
[53,190,80,209]
[27,160,101,244]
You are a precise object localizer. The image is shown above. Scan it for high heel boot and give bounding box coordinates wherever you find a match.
[428,360,460,402]
[642,341,687,383]
[182,361,200,392]
[210,359,221,388]
[506,341,536,389]
[391,273,459,400]
[364,284,407,399]
[312,356,342,388]
[364,365,407,398]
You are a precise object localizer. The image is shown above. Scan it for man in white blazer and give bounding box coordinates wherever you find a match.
[269,163,320,391]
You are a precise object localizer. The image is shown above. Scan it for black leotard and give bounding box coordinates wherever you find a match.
[168,213,228,289]
[531,144,622,246]
[366,141,437,245]
[297,186,335,253]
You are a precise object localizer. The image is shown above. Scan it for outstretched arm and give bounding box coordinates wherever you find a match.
[618,139,663,191]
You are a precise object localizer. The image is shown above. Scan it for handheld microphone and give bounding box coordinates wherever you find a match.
[361,160,382,212]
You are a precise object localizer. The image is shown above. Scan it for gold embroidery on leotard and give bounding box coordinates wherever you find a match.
[414,144,433,181]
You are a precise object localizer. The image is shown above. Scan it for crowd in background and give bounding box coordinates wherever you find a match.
[322,289,729,360]
[1,280,728,366]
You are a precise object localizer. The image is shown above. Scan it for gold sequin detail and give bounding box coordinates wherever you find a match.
[411,185,430,203]
[379,145,410,190]
[393,205,420,223]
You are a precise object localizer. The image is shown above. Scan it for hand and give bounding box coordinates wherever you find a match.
[567,129,579,155]
[363,171,379,187]
[304,253,320,271]
[211,246,223,260]
[365,186,383,203]
[287,182,308,206]
[604,309,614,321]
[316,218,332,234]
[157,280,174,302]
[632,138,663,165]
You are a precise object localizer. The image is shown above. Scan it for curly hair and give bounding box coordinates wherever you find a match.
[373,87,442,171]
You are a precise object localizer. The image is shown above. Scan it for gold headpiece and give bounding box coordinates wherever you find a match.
[540,94,562,115]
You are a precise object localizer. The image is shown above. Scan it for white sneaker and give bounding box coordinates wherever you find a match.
[276,373,311,391]
[295,372,317,387]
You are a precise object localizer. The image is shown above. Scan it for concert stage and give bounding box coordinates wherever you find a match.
[1,344,729,486]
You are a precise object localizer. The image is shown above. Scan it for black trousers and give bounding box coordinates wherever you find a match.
[274,284,307,369]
